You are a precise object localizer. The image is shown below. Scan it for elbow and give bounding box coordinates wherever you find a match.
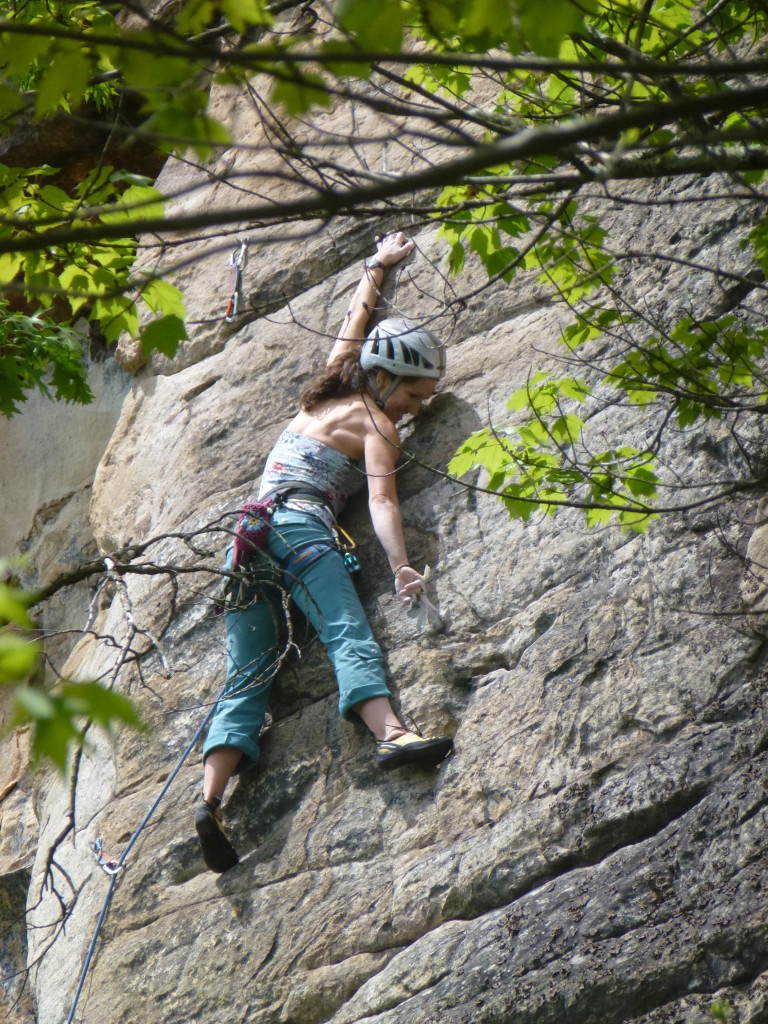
[369,492,397,512]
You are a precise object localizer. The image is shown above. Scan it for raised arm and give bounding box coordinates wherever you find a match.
[326,231,415,366]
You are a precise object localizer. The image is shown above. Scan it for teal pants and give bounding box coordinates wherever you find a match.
[203,508,391,768]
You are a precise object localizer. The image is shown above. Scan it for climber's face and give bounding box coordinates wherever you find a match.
[382,376,436,423]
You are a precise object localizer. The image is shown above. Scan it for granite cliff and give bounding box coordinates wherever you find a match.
[2,21,768,1024]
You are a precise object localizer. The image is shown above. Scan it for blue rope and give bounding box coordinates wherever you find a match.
[65,689,223,1024]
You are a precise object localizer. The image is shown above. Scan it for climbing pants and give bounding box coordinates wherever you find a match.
[203,508,391,768]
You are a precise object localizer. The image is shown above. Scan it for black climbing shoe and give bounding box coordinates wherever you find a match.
[195,798,239,873]
[375,732,454,771]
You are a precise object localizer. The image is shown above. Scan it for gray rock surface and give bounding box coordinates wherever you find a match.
[4,41,768,1024]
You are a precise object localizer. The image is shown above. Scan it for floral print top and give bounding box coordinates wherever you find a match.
[258,430,365,518]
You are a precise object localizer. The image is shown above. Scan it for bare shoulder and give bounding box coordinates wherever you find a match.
[358,395,400,445]
[287,394,398,462]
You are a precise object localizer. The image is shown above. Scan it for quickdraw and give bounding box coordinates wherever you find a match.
[224,239,248,322]
[333,524,361,578]
[90,837,124,876]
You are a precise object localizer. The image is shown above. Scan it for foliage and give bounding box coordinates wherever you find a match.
[0,0,767,530]
[430,3,768,530]
[0,569,142,773]
[449,373,659,532]
[0,299,92,416]
[12,678,143,773]
[0,157,187,417]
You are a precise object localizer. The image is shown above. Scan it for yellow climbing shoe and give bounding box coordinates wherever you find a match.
[375,731,454,771]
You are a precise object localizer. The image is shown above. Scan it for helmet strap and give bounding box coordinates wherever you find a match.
[367,373,401,410]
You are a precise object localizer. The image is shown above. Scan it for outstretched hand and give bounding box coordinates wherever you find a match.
[375,230,415,268]
[394,565,425,603]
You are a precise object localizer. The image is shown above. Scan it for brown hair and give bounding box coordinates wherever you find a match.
[300,353,384,411]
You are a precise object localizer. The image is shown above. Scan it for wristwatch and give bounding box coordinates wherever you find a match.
[365,256,386,270]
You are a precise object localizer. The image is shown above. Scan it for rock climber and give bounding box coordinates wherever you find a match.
[196,231,453,873]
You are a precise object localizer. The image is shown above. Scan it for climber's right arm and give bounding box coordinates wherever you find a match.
[326,231,415,366]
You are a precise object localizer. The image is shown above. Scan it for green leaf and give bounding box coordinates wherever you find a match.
[448,241,466,276]
[11,680,144,774]
[140,278,186,319]
[118,36,191,91]
[0,31,53,80]
[109,171,154,188]
[90,296,140,343]
[0,302,93,416]
[551,413,583,445]
[463,0,513,43]
[141,97,231,157]
[221,0,271,31]
[507,373,550,412]
[59,681,144,732]
[0,634,39,682]
[101,183,165,224]
[0,584,33,629]
[141,315,188,358]
[585,506,613,527]
[623,466,658,498]
[0,253,23,285]
[618,510,658,534]
[35,48,91,116]
[271,70,332,116]
[176,0,216,33]
[559,377,590,402]
[13,685,55,721]
[38,184,71,212]
[0,84,26,120]
[29,714,80,773]
[336,0,405,51]
[448,429,493,478]
[502,491,538,522]
[319,40,373,77]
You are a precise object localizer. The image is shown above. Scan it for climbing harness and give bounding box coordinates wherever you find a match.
[277,521,361,586]
[263,485,363,581]
[224,239,248,322]
[219,486,362,615]
[90,837,123,876]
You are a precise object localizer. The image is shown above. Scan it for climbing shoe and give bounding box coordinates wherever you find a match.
[375,731,454,771]
[195,797,239,873]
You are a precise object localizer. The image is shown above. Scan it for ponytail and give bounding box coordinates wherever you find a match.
[300,353,371,411]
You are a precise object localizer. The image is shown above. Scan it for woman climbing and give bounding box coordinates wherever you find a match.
[196,231,453,873]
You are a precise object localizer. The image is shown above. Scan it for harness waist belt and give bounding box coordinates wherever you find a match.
[263,484,331,507]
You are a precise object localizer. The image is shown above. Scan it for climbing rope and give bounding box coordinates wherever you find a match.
[65,691,223,1024]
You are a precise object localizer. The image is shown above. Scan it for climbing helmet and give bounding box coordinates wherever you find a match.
[361,318,445,380]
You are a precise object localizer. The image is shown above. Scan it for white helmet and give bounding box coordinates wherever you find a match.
[361,318,445,380]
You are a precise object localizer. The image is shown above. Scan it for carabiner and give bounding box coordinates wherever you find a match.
[90,837,124,876]
[334,524,357,552]
[225,239,248,323]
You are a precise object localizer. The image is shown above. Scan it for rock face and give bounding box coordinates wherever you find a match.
[5,43,768,1024]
